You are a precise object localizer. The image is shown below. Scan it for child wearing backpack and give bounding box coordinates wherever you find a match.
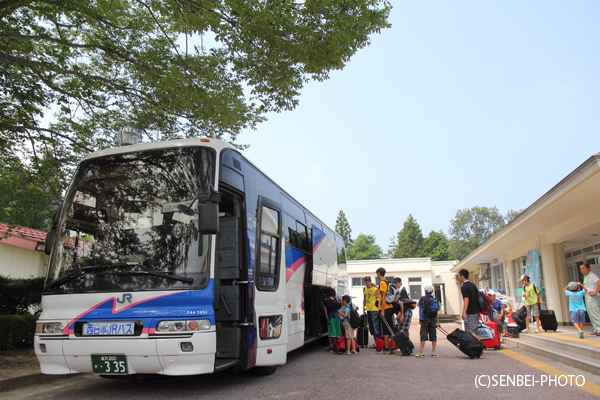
[564,281,588,339]
[339,295,357,355]
[416,285,440,358]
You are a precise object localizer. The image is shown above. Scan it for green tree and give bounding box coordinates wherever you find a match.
[1,0,392,221]
[504,209,523,224]
[389,214,423,258]
[346,233,382,260]
[448,206,506,260]
[335,210,353,248]
[0,152,62,230]
[419,230,451,261]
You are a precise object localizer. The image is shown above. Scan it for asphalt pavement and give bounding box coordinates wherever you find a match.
[3,323,600,399]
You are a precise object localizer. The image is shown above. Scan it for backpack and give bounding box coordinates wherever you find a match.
[349,305,361,329]
[385,281,400,304]
[324,297,341,312]
[477,290,490,315]
[423,295,439,318]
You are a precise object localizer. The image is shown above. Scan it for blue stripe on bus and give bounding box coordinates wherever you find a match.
[65,282,216,332]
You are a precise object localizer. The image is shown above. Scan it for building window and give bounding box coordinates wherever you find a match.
[408,278,421,300]
[491,264,505,294]
[352,277,365,287]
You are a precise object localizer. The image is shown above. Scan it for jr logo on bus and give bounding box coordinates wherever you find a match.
[117,294,132,304]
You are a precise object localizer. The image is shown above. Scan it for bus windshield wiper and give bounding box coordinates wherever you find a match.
[45,262,130,289]
[101,271,194,284]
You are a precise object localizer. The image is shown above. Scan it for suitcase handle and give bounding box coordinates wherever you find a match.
[437,325,450,337]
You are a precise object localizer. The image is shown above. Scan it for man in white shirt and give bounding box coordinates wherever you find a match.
[580,264,600,336]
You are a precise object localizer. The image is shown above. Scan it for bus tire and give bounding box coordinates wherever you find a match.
[252,366,277,375]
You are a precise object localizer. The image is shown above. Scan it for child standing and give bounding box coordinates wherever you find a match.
[564,281,587,339]
[416,285,440,358]
[340,295,357,355]
[321,288,341,351]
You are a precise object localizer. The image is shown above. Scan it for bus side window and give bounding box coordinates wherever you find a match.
[257,205,280,290]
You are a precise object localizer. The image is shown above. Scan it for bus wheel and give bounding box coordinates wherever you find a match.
[252,366,277,375]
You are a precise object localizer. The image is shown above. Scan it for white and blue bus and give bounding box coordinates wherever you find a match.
[35,136,347,376]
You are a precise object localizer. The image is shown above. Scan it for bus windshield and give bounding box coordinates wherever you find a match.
[44,147,215,294]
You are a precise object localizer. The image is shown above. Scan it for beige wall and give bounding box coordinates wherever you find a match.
[346,258,460,316]
[0,242,48,279]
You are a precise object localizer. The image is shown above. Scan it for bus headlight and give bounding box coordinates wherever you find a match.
[36,322,64,334]
[156,319,211,333]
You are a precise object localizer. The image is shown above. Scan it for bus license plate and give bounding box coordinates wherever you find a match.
[92,355,128,375]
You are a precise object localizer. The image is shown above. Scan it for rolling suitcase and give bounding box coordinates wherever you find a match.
[479,321,501,350]
[539,306,558,332]
[392,331,414,356]
[357,314,369,347]
[511,311,527,331]
[438,326,485,359]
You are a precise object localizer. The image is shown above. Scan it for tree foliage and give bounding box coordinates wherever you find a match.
[0,151,62,230]
[1,0,392,225]
[389,214,423,258]
[346,233,382,260]
[335,210,353,248]
[419,230,450,261]
[504,209,523,224]
[448,206,506,260]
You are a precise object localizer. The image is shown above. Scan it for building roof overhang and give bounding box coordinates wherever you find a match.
[0,223,47,251]
[452,153,600,271]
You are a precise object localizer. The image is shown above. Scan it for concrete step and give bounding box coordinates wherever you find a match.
[516,333,600,361]
[438,314,455,323]
[504,334,600,376]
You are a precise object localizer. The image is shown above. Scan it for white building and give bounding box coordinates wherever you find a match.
[452,153,600,325]
[0,222,48,279]
[346,258,460,316]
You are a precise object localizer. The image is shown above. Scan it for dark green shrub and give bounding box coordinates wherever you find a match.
[0,315,37,350]
[0,276,44,315]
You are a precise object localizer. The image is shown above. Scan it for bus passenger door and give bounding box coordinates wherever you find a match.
[254,197,287,366]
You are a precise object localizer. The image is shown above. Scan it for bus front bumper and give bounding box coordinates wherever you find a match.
[34,332,217,376]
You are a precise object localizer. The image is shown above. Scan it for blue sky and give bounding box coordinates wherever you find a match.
[240,1,600,252]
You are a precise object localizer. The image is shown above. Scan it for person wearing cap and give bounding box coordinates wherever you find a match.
[487,291,503,323]
[521,274,542,333]
[580,264,600,336]
[487,291,504,342]
[564,281,588,339]
[362,276,380,348]
[415,285,440,358]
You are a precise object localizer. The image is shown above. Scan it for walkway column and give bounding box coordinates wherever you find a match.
[538,236,564,324]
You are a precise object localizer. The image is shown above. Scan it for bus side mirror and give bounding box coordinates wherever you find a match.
[198,202,218,234]
[44,209,61,255]
[177,193,220,234]
[44,230,56,255]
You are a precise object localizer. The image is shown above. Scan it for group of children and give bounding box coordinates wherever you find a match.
[322,288,359,355]
[323,276,590,359]
[322,284,442,357]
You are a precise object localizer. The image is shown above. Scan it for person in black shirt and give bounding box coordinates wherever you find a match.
[457,269,480,340]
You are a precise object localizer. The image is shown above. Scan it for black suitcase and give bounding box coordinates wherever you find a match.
[438,326,485,359]
[539,307,558,332]
[356,314,369,347]
[511,312,527,331]
[507,325,520,338]
[392,331,414,356]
